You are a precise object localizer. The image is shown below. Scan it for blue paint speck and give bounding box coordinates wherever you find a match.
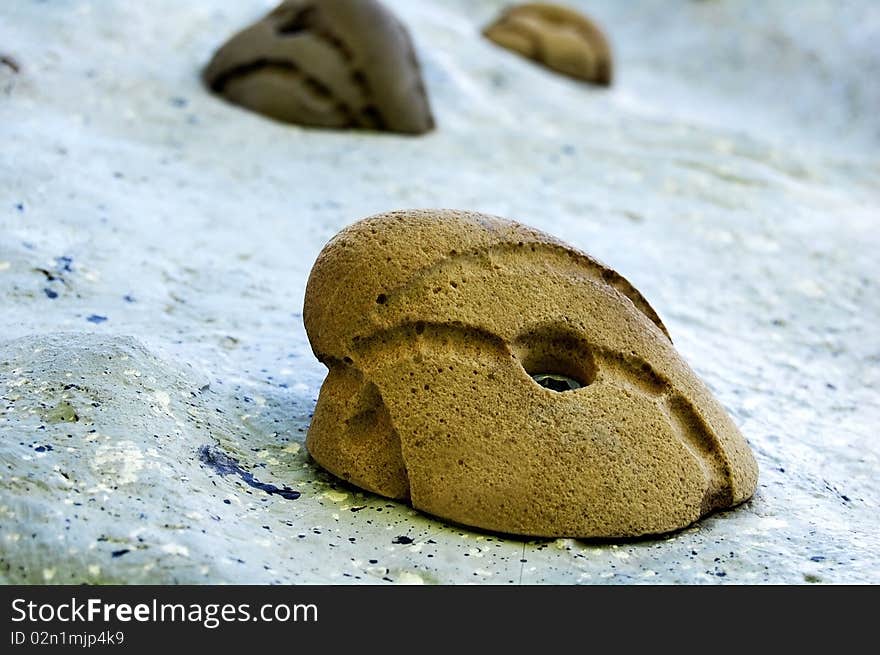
[87,314,107,324]
[198,445,301,501]
[123,294,136,303]
[55,255,73,272]
[44,288,58,299]
[15,203,24,212]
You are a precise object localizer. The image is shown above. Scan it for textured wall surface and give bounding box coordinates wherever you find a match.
[1,0,878,583]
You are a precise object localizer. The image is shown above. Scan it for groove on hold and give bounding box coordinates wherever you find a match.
[207,58,300,93]
[275,7,317,35]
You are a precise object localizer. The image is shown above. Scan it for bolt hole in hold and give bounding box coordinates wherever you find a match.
[530,373,583,392]
[512,325,596,392]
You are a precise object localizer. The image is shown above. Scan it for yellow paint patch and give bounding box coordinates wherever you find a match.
[396,571,425,585]
[92,441,144,485]
[323,490,349,503]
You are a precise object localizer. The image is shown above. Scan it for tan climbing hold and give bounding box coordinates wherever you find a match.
[203,0,434,134]
[304,210,758,538]
[483,3,613,85]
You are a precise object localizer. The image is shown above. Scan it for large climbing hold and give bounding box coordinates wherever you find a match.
[303,210,758,538]
[202,0,434,134]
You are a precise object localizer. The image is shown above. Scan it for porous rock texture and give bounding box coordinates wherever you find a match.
[203,0,434,134]
[304,210,759,538]
[483,3,613,85]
